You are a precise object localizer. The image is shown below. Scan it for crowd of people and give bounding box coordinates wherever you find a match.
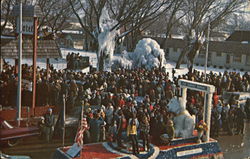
[0,61,250,153]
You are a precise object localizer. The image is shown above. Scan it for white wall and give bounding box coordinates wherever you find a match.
[167,47,250,71]
[169,48,182,62]
[211,52,227,67]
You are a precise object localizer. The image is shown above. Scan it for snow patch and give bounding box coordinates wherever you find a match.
[132,38,166,69]
[112,38,166,70]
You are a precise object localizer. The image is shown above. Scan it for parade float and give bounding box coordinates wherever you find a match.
[53,79,223,159]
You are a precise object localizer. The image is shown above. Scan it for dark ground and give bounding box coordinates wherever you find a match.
[1,121,250,159]
[216,120,250,159]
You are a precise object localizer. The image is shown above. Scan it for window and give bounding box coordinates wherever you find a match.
[233,55,242,63]
[208,52,212,62]
[226,54,230,64]
[198,52,205,58]
[165,48,169,53]
[216,52,222,57]
[246,55,250,65]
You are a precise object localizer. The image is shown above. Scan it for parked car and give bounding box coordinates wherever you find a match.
[0,152,31,159]
[0,118,40,147]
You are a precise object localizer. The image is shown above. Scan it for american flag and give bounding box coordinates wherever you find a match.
[75,117,88,147]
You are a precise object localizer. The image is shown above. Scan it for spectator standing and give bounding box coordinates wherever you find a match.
[245,98,250,120]
[117,110,127,148]
[108,120,118,142]
[105,102,114,130]
[139,115,150,151]
[127,113,139,155]
[211,106,220,137]
[235,104,246,135]
[44,108,55,143]
[89,112,105,143]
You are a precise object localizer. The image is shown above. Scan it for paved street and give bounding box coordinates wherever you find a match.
[1,121,250,159]
[1,137,74,159]
[217,121,250,159]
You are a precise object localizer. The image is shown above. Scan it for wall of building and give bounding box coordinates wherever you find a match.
[211,52,227,67]
[230,54,248,70]
[169,48,182,62]
[168,48,250,71]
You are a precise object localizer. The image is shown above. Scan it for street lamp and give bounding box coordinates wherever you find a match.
[204,21,210,80]
[12,3,42,125]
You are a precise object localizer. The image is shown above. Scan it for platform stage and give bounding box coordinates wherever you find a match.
[53,137,223,159]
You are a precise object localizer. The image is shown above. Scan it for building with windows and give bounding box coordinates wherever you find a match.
[149,30,250,71]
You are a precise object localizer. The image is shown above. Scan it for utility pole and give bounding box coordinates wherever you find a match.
[32,16,38,115]
[16,1,22,127]
[204,21,210,80]
[62,94,66,147]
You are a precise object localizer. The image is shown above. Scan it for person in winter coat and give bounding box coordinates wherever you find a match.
[160,120,175,145]
[211,106,220,137]
[235,104,246,135]
[105,102,114,131]
[117,110,127,148]
[108,120,117,142]
[127,113,139,155]
[213,92,219,107]
[245,98,250,120]
[139,115,150,151]
[89,112,105,143]
[44,108,55,143]
[221,104,233,135]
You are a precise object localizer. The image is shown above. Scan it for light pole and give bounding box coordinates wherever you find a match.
[204,21,210,80]
[16,0,22,127]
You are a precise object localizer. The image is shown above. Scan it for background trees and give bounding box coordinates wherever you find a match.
[1,0,249,71]
[0,0,73,37]
[175,0,248,70]
[1,0,15,35]
[69,0,176,71]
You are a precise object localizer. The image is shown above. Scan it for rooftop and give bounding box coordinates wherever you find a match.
[1,38,62,59]
[226,30,250,42]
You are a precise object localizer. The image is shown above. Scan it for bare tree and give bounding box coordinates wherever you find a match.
[69,0,174,71]
[159,0,187,47]
[1,0,15,35]
[36,0,74,38]
[0,0,73,37]
[175,0,247,70]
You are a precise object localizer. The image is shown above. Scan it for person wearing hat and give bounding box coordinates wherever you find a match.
[44,108,55,143]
